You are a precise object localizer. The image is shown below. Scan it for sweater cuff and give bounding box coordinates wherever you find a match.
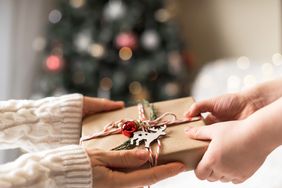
[59,94,84,145]
[50,145,93,188]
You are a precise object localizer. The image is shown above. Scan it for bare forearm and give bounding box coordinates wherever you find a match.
[241,78,282,110]
[245,96,282,153]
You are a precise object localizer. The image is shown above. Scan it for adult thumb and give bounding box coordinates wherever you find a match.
[87,149,149,168]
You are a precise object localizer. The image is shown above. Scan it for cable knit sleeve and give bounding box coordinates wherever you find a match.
[0,94,83,152]
[0,145,92,188]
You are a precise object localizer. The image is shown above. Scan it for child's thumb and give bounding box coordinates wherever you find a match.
[184,126,212,140]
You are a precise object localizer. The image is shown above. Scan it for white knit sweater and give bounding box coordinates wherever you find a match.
[0,94,92,188]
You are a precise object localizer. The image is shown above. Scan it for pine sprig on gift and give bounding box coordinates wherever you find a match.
[111,140,136,151]
[141,100,158,120]
[149,104,158,120]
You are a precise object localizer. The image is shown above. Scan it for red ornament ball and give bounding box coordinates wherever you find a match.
[115,32,137,49]
[45,55,63,72]
[122,121,138,137]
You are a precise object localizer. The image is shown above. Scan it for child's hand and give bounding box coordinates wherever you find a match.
[185,93,258,124]
[185,120,270,184]
[83,97,124,118]
[186,78,282,124]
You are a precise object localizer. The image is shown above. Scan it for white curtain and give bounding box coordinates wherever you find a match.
[0,0,54,163]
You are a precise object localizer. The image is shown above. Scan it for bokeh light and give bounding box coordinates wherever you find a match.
[119,47,133,61]
[164,82,180,97]
[155,9,170,22]
[104,0,126,20]
[88,43,105,58]
[75,31,92,51]
[69,0,85,8]
[45,55,63,72]
[236,56,250,70]
[48,9,62,24]
[141,30,160,50]
[115,32,137,49]
[100,77,113,91]
[272,53,282,66]
[129,81,142,95]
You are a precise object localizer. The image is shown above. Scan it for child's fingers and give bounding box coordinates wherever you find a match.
[194,152,213,180]
[184,126,213,140]
[185,99,216,117]
[204,113,219,125]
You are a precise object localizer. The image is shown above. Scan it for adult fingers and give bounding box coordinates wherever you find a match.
[194,147,215,180]
[87,149,149,168]
[220,176,230,183]
[203,113,219,125]
[207,171,221,182]
[185,99,216,117]
[83,97,124,116]
[194,158,213,180]
[184,126,213,140]
[113,162,186,187]
[231,178,244,184]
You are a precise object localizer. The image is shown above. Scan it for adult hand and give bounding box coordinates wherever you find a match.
[185,93,258,124]
[86,149,186,188]
[185,120,270,184]
[83,97,124,118]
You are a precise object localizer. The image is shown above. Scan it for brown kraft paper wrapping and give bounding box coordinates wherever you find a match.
[82,97,209,171]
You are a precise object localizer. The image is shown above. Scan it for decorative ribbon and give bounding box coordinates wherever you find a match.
[80,111,201,143]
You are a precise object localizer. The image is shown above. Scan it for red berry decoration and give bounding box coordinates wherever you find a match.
[122,121,138,137]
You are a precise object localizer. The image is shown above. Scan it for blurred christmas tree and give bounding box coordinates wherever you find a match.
[39,0,195,104]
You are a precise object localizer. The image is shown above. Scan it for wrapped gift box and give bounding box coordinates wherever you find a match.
[82,97,208,170]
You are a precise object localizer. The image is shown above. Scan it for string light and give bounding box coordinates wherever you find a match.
[115,32,137,49]
[69,0,85,8]
[75,31,92,52]
[119,47,132,61]
[100,77,112,91]
[129,81,142,95]
[88,43,105,58]
[45,55,63,72]
[155,9,170,22]
[104,0,126,21]
[141,30,160,50]
[48,9,62,24]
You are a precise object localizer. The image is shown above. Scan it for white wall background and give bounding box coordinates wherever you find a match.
[172,0,281,64]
